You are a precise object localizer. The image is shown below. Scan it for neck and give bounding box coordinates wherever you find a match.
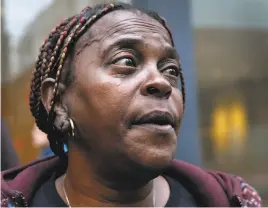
[61,144,157,207]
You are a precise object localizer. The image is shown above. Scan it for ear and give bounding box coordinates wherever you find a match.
[41,78,70,133]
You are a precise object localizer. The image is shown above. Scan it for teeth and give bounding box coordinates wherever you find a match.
[148,119,170,125]
[152,122,169,125]
[141,120,171,126]
[133,113,174,128]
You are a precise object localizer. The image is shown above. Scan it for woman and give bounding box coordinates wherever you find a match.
[1,3,262,207]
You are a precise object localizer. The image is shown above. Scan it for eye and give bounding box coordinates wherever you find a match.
[163,68,179,77]
[114,57,136,67]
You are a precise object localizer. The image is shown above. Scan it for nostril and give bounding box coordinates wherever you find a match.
[147,86,160,95]
[165,90,171,98]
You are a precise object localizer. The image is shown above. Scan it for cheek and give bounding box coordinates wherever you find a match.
[68,75,132,140]
[171,87,183,108]
[176,91,184,114]
[171,89,184,130]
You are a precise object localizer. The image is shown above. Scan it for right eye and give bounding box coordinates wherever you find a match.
[114,57,137,67]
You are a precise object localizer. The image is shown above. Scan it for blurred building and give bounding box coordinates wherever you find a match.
[192,0,268,203]
[1,0,10,81]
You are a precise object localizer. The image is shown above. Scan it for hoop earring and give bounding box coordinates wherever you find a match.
[68,118,75,138]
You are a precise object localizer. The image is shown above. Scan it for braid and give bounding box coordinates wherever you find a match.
[30,19,71,132]
[179,71,186,110]
[29,3,186,161]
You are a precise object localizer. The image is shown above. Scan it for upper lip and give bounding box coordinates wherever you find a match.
[131,110,175,128]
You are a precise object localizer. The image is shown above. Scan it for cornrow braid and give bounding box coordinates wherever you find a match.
[179,71,186,109]
[29,3,186,161]
[30,17,73,133]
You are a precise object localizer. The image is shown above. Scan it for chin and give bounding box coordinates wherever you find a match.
[137,146,176,170]
[124,128,177,171]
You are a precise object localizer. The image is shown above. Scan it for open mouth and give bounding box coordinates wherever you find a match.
[131,111,175,129]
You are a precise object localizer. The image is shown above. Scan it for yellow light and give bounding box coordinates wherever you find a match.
[211,106,228,152]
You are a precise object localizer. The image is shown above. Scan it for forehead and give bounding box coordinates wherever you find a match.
[76,10,173,53]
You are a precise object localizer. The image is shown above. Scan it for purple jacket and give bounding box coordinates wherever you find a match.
[1,156,262,207]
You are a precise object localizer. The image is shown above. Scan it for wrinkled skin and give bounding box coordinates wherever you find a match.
[42,10,183,207]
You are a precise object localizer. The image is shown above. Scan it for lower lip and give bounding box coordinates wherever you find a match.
[132,124,174,134]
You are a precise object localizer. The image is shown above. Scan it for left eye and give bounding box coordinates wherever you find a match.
[114,58,136,67]
[163,68,179,77]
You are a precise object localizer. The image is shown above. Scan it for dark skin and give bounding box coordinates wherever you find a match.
[41,10,183,207]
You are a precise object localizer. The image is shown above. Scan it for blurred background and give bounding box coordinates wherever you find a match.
[1,0,267,205]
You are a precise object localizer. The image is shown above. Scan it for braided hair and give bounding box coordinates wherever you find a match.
[29,3,186,161]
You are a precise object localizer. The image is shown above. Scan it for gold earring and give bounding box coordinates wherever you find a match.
[68,118,75,138]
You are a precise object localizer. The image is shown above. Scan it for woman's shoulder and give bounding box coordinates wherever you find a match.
[1,157,262,207]
[166,159,262,207]
[1,156,62,207]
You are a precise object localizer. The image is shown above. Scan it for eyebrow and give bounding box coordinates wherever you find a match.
[103,38,142,56]
[164,46,180,60]
[102,37,179,60]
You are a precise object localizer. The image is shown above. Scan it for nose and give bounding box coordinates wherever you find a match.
[141,72,172,99]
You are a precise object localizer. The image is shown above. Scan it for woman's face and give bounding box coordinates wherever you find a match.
[64,10,183,170]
